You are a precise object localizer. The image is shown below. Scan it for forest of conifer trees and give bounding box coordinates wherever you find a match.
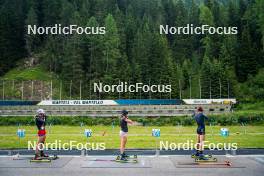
[0,0,263,101]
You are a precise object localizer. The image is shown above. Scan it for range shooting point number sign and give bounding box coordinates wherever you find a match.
[152,129,160,137]
[220,128,229,137]
[84,129,92,137]
[17,129,25,138]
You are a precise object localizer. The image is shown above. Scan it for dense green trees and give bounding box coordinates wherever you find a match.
[0,0,263,100]
[0,0,27,75]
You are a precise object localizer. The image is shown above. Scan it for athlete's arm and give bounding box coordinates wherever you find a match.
[125,118,133,124]
[192,110,196,119]
[36,116,45,123]
[44,115,48,123]
[203,114,209,120]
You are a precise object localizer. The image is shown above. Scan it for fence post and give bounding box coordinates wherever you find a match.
[60,81,62,100]
[209,79,212,99]
[169,79,171,99]
[80,80,82,100]
[70,80,72,99]
[219,78,222,98]
[89,80,91,99]
[119,79,121,99]
[31,81,34,100]
[21,81,24,100]
[40,81,43,100]
[189,76,192,99]
[128,79,131,99]
[2,80,4,100]
[199,78,201,99]
[179,79,182,99]
[148,79,150,99]
[227,80,230,98]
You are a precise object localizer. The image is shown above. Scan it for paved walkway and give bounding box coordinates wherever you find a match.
[0,155,263,176]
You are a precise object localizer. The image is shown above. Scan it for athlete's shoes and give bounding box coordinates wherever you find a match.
[120,156,128,161]
[40,151,49,157]
[195,152,200,157]
[33,154,42,160]
[123,152,129,158]
[198,154,209,160]
[120,154,128,161]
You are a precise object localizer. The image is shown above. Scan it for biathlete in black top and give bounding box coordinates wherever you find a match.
[34,109,49,160]
[119,110,133,161]
[193,107,208,156]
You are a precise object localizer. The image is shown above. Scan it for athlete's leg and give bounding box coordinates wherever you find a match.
[35,135,45,158]
[120,136,124,154]
[120,131,125,154]
[38,136,45,150]
[199,134,205,152]
[196,134,200,149]
[120,135,127,154]
[120,130,128,154]
[40,136,48,157]
[123,136,127,151]
[35,137,40,156]
[196,134,201,155]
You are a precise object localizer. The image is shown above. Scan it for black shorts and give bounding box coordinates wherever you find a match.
[197,128,205,135]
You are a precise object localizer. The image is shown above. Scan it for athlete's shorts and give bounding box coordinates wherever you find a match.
[38,129,46,136]
[197,128,205,135]
[119,130,128,137]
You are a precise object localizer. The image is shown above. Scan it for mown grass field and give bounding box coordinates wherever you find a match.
[0,125,263,149]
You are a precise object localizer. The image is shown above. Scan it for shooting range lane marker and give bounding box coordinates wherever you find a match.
[81,156,151,168]
[0,156,73,168]
[170,156,246,168]
[13,127,26,159]
[152,129,161,156]
[220,127,229,155]
[84,129,92,137]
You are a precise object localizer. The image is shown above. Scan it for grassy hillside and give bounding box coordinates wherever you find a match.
[3,67,53,80]
[0,66,63,100]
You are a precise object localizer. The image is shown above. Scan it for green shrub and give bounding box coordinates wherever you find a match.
[1,112,264,126]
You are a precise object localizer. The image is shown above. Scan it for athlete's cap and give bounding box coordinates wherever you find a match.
[37,109,45,114]
[121,110,128,115]
[197,107,203,112]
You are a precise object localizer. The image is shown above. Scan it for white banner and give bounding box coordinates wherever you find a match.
[182,99,236,105]
[38,100,118,106]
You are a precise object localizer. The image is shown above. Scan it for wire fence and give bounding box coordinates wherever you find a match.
[0,78,233,100]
